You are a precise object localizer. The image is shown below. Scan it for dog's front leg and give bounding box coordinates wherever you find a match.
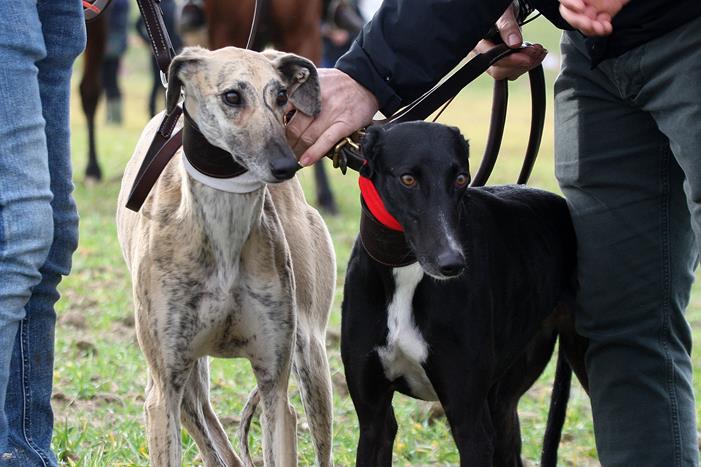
[425,357,496,467]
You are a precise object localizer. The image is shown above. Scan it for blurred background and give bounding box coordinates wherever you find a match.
[53,1,701,465]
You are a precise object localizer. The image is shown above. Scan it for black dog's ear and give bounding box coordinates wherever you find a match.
[449,125,471,182]
[359,125,385,176]
[263,50,321,117]
[448,125,470,160]
[166,47,206,115]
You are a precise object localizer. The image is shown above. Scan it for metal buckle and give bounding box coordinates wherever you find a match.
[329,129,365,175]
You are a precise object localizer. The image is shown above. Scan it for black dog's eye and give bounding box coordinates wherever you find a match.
[222,90,242,106]
[400,174,417,188]
[455,173,469,188]
[276,89,288,106]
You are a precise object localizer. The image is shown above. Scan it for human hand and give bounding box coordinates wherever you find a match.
[286,68,379,167]
[475,5,547,81]
[559,0,629,36]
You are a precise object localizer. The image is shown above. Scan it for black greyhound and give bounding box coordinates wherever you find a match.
[341,121,588,466]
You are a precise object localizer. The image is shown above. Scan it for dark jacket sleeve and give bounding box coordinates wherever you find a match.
[336,0,568,116]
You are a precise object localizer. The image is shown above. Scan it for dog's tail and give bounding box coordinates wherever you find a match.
[540,340,572,467]
[239,386,261,467]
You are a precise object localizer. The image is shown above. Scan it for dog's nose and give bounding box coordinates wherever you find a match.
[269,157,300,180]
[436,250,465,277]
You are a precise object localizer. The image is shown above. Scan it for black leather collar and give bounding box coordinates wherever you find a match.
[182,109,248,179]
[359,199,417,268]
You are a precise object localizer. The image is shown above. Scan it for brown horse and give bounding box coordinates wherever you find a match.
[201,0,351,213]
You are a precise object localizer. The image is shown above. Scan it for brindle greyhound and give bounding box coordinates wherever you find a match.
[116,46,335,467]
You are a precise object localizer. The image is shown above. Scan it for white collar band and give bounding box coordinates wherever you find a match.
[182,156,265,193]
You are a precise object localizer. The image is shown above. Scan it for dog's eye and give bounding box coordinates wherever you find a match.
[222,90,242,106]
[276,89,288,106]
[400,174,417,188]
[455,174,469,188]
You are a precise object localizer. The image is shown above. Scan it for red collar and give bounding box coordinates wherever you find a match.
[358,176,403,232]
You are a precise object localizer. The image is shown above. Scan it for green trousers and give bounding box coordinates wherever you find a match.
[555,16,701,467]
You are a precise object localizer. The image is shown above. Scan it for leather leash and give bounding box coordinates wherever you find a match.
[327,45,546,189]
[125,0,261,212]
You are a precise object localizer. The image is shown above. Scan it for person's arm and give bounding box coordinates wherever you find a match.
[336,0,514,117]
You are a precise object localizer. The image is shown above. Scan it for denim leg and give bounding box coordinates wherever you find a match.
[0,1,84,465]
[555,30,698,467]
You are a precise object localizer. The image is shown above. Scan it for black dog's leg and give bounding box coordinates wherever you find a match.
[426,354,495,467]
[355,395,397,467]
[489,396,524,467]
[345,356,397,467]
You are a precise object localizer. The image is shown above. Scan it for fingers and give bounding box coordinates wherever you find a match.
[285,111,313,156]
[476,40,547,81]
[559,3,612,35]
[559,0,628,36]
[495,4,522,47]
[298,121,357,166]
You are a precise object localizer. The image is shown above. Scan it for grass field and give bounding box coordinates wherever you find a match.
[53,18,701,466]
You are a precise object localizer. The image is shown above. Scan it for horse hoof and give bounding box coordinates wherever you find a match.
[318,201,339,216]
[84,175,100,187]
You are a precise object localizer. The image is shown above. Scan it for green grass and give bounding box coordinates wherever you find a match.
[54,19,697,466]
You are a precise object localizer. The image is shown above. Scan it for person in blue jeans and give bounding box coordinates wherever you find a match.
[0,1,85,464]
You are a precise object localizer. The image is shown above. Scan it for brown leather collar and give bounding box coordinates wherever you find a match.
[182,109,248,179]
[359,199,416,268]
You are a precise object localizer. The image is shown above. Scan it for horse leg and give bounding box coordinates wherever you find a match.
[81,17,106,182]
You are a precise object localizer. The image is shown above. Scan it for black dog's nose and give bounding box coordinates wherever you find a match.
[269,157,300,180]
[436,251,465,277]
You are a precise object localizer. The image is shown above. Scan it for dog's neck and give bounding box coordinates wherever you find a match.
[180,159,265,275]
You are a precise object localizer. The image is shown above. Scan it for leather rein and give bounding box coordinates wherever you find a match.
[123,0,546,225]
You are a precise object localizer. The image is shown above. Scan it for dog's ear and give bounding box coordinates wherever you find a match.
[263,50,321,117]
[166,47,206,115]
[359,125,384,177]
[449,125,470,159]
[449,125,471,180]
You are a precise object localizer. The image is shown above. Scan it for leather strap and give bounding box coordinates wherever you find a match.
[125,107,184,212]
[134,0,176,76]
[388,44,516,125]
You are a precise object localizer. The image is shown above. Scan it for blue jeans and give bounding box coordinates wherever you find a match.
[0,1,84,465]
[555,17,701,467]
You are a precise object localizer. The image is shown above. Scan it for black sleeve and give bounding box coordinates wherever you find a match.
[336,0,567,116]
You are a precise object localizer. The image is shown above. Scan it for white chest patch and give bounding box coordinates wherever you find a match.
[377,263,437,401]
